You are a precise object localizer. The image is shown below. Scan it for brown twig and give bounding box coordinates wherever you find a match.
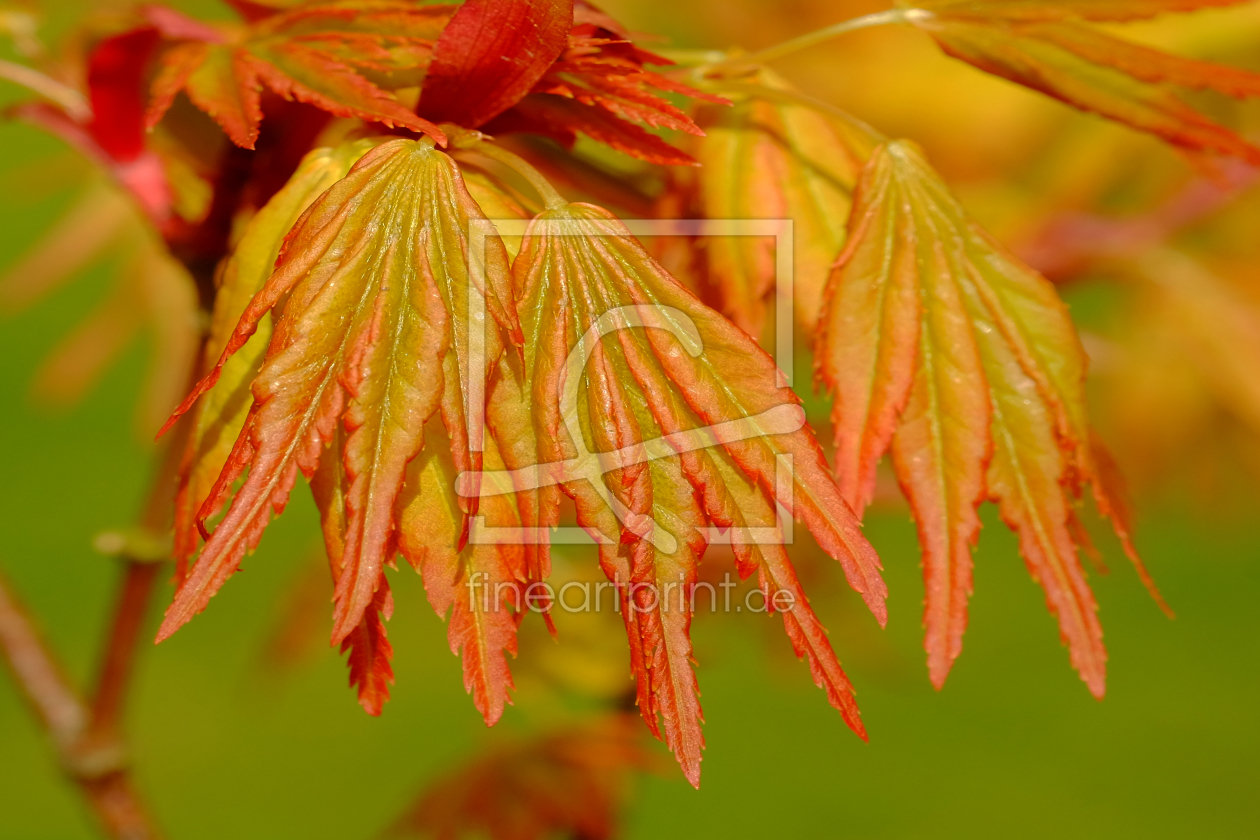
[0,568,86,749]
[0,432,185,840]
[0,568,162,840]
[86,563,163,742]
[86,430,183,744]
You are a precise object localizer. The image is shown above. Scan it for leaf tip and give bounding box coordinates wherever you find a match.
[1088,677,1106,701]
[358,694,387,717]
[153,613,184,644]
[866,592,889,629]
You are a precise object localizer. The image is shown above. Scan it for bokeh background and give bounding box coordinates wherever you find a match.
[2,0,1259,837]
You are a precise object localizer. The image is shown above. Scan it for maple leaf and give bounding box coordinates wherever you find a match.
[467,1,727,165]
[417,0,576,129]
[310,425,396,714]
[170,138,382,575]
[155,138,524,722]
[397,420,526,724]
[390,714,659,840]
[488,199,886,784]
[816,140,1167,694]
[900,0,1260,164]
[672,67,867,339]
[145,1,451,150]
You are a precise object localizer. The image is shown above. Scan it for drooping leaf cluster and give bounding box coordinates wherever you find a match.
[814,140,1169,693]
[5,0,1253,790]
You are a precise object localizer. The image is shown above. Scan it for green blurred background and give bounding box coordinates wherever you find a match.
[3,0,1260,838]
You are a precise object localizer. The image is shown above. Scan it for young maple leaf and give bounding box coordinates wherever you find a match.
[171,138,382,575]
[145,1,450,150]
[417,0,575,129]
[390,714,659,840]
[422,0,726,166]
[310,425,396,714]
[397,419,527,725]
[488,200,886,785]
[815,140,1168,695]
[155,138,524,718]
[672,67,868,339]
[900,0,1260,163]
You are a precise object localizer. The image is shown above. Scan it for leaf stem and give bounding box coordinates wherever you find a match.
[468,141,568,209]
[698,8,932,74]
[0,58,91,122]
[697,79,889,147]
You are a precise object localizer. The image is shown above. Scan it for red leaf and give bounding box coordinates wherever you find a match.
[147,3,448,149]
[510,95,699,166]
[393,714,658,840]
[419,0,575,128]
[474,5,722,165]
[89,29,161,162]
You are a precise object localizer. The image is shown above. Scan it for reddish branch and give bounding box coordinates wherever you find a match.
[86,564,162,745]
[0,435,184,840]
[0,568,162,840]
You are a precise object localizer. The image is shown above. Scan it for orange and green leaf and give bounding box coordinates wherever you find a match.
[172,138,381,572]
[311,426,395,715]
[156,139,519,669]
[497,200,884,783]
[680,68,865,338]
[398,421,525,725]
[817,140,1164,694]
[903,0,1260,163]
